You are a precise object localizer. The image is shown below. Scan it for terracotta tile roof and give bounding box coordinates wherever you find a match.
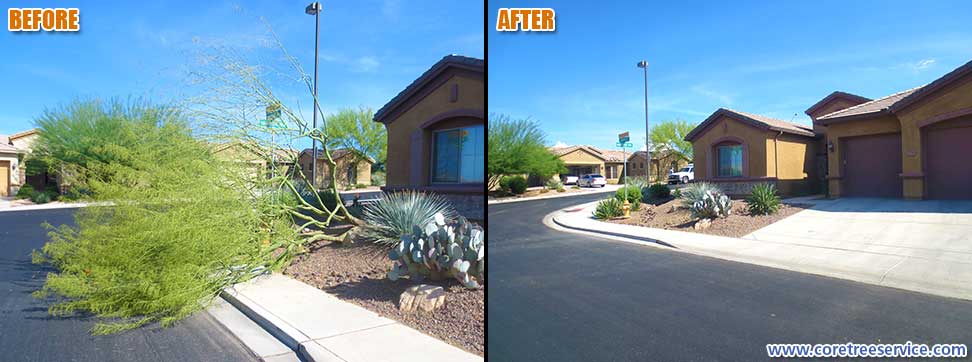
[548,145,628,162]
[815,86,923,122]
[685,108,815,141]
[0,142,20,154]
[373,55,484,123]
[300,148,375,163]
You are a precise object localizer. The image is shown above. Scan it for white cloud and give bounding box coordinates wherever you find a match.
[354,56,381,72]
[911,58,936,70]
[553,140,568,148]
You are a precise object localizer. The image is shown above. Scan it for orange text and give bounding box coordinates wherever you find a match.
[8,8,80,32]
[496,8,555,32]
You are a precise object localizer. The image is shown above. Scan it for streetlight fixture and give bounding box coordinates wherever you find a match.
[306,1,322,188]
[637,60,649,180]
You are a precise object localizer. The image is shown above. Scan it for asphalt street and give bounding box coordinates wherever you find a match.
[0,208,257,362]
[488,193,972,361]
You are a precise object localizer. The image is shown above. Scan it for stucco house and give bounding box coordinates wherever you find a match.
[0,128,56,196]
[684,108,820,196]
[298,148,373,189]
[627,150,690,183]
[812,60,972,199]
[212,141,297,182]
[686,59,972,200]
[549,145,629,184]
[373,55,484,219]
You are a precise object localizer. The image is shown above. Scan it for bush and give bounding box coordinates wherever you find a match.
[545,178,563,190]
[747,183,781,215]
[625,176,649,190]
[593,197,624,219]
[355,183,368,189]
[31,191,53,204]
[500,175,528,195]
[681,183,731,219]
[672,188,682,199]
[645,183,671,200]
[614,185,641,211]
[370,171,386,186]
[361,191,458,247]
[16,184,35,199]
[387,213,484,289]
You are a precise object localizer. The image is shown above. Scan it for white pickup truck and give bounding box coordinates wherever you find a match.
[667,164,694,184]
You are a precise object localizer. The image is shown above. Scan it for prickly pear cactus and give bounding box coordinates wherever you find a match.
[387,212,485,289]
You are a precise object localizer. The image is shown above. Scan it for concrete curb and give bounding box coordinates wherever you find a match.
[545,201,972,302]
[220,274,483,362]
[487,187,617,205]
[0,202,94,213]
[207,297,301,362]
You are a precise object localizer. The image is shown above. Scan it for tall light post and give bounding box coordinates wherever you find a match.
[306,1,322,188]
[637,60,649,180]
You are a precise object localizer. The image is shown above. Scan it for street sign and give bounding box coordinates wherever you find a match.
[261,103,286,129]
[615,142,634,148]
[618,131,630,144]
[266,103,282,121]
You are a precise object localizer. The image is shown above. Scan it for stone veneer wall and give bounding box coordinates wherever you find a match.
[706,179,779,197]
[441,193,484,221]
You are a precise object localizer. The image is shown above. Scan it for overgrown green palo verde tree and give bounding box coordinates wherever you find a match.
[31,98,299,334]
[324,106,387,168]
[486,114,565,190]
[648,119,695,162]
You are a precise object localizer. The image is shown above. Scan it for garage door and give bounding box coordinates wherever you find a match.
[842,133,902,197]
[0,161,8,197]
[925,117,972,199]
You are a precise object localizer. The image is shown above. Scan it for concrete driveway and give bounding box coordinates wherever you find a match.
[743,198,972,298]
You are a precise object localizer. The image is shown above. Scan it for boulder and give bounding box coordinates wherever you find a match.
[399,284,446,312]
[693,218,712,230]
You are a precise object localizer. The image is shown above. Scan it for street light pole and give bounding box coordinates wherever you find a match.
[306,2,322,188]
[637,60,649,180]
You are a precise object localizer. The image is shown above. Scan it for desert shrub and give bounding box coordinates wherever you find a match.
[545,178,563,190]
[614,185,642,211]
[625,176,649,190]
[16,184,35,199]
[645,183,671,200]
[747,183,781,215]
[387,213,484,289]
[672,188,682,199]
[31,191,53,204]
[361,191,457,247]
[556,186,566,193]
[30,99,299,335]
[370,171,386,186]
[681,183,731,219]
[593,197,624,219]
[500,175,528,195]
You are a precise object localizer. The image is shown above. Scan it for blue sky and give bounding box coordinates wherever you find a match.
[488,0,972,151]
[0,1,484,139]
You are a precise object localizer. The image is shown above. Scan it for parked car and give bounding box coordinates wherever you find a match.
[668,164,695,184]
[562,175,579,185]
[578,174,607,188]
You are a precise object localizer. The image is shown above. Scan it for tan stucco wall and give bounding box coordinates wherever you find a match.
[824,115,901,197]
[894,74,972,199]
[691,115,769,180]
[556,148,609,180]
[765,134,820,195]
[384,74,484,188]
[299,153,372,188]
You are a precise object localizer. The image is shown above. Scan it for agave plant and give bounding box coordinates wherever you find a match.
[682,182,732,219]
[361,191,457,247]
[387,213,485,289]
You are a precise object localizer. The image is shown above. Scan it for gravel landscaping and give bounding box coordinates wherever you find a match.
[609,198,810,238]
[283,233,484,356]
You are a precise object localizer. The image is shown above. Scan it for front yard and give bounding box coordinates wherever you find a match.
[609,198,809,238]
[284,232,484,356]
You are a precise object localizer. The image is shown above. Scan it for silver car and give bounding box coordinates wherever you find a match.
[578,174,607,188]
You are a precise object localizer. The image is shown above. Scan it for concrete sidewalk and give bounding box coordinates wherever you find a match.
[222,274,482,362]
[0,197,92,213]
[487,184,620,205]
[547,201,972,301]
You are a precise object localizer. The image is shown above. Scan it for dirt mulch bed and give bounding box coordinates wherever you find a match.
[283,237,484,356]
[609,198,810,238]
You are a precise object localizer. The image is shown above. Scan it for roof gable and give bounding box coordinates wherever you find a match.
[373,55,484,123]
[685,108,815,142]
[805,91,871,118]
[890,60,972,113]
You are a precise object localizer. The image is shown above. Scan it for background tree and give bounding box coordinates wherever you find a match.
[648,119,695,162]
[487,114,565,190]
[324,106,387,170]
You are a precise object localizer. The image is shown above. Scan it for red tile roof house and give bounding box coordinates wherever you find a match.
[549,145,631,184]
[373,55,484,220]
[685,59,972,199]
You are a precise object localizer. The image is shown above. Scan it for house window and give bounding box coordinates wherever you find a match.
[432,124,484,183]
[717,144,743,177]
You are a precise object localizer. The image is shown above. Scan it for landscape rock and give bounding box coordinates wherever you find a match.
[693,218,712,230]
[399,284,446,312]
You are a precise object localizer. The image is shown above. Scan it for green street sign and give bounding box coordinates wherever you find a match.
[260,118,286,129]
[615,142,634,148]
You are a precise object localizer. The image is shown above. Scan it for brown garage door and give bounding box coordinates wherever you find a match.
[0,161,8,197]
[842,133,902,197]
[925,118,972,199]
